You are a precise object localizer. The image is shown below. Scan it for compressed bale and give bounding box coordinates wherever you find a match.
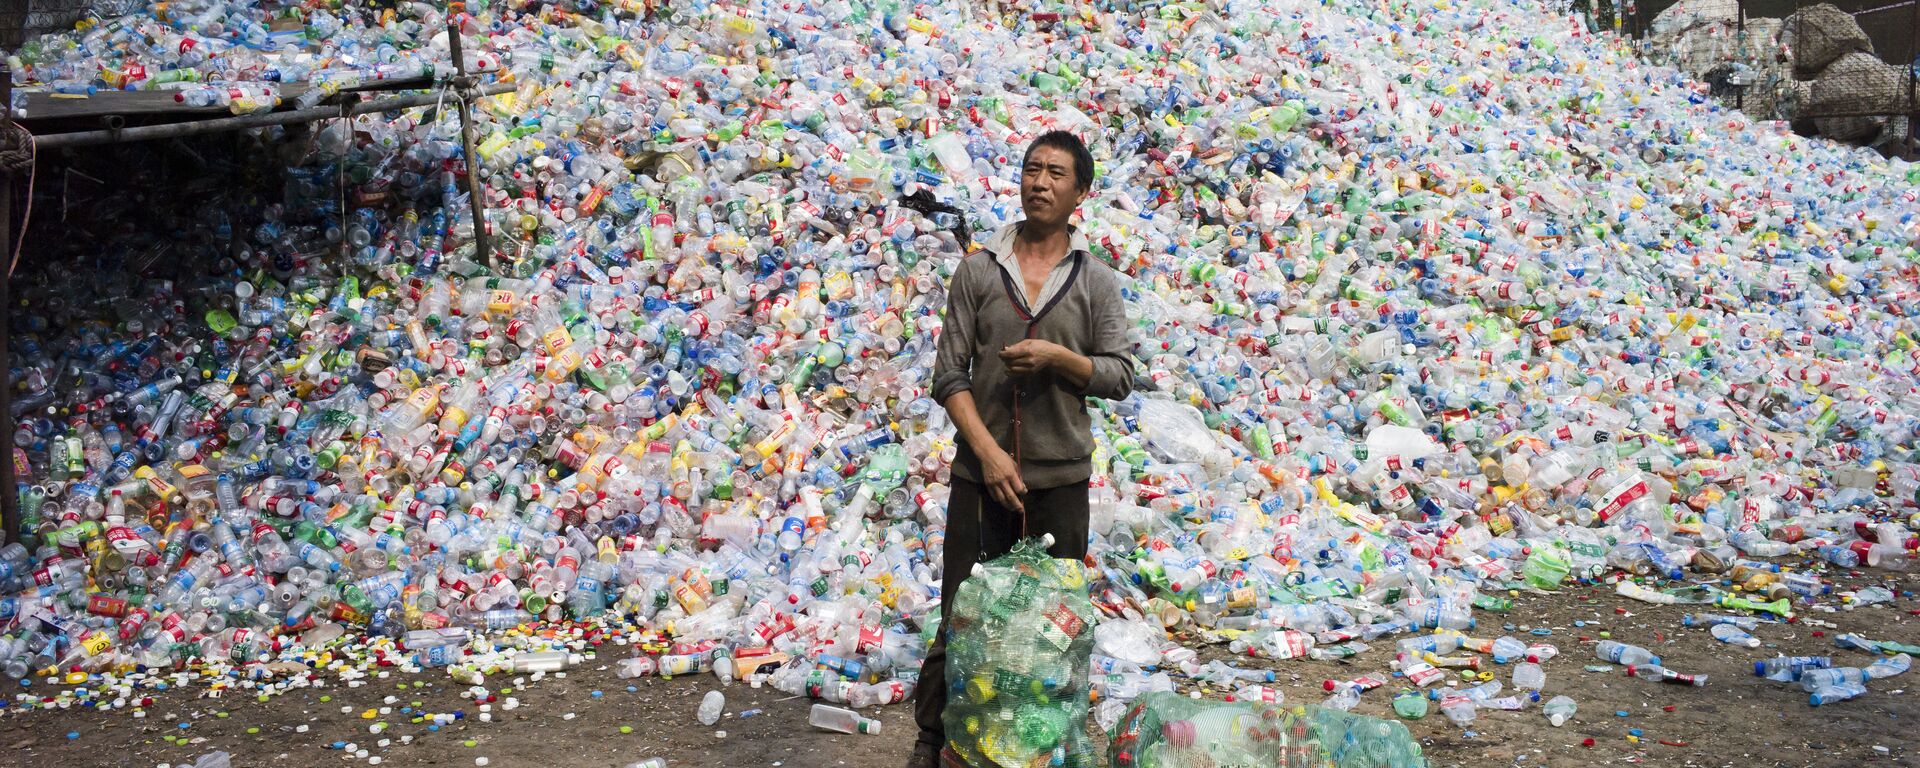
[1783,3,1872,76]
[1806,51,1905,141]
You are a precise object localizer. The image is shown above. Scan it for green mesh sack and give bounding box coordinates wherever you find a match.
[1109,691,1426,768]
[943,537,1099,768]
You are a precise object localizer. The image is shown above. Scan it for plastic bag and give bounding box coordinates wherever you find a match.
[1109,691,1425,768]
[944,538,1100,768]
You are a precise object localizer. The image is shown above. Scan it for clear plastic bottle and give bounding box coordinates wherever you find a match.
[1628,664,1708,686]
[697,690,725,726]
[1595,640,1661,666]
[1710,623,1762,648]
[1512,659,1545,691]
[1322,681,1362,712]
[1808,680,1868,706]
[1542,695,1577,727]
[807,703,881,735]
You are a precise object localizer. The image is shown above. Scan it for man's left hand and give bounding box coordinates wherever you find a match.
[1000,339,1064,376]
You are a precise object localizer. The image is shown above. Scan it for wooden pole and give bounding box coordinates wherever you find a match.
[1,65,17,545]
[446,3,492,264]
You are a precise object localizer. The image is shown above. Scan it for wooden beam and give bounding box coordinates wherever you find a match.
[446,3,493,264]
[30,82,513,150]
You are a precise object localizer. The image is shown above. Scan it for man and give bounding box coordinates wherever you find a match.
[909,130,1135,768]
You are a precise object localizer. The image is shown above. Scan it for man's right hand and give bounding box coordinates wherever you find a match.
[980,444,1027,514]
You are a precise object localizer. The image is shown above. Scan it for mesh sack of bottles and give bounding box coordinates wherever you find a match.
[1108,691,1426,768]
[942,537,1099,768]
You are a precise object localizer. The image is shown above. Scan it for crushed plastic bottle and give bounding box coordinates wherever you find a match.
[1755,655,1833,682]
[1627,664,1709,686]
[1710,623,1763,648]
[1439,695,1478,728]
[1512,659,1547,691]
[1392,688,1429,720]
[808,703,882,735]
[1808,680,1868,707]
[697,690,726,726]
[1596,641,1662,667]
[1542,695,1578,727]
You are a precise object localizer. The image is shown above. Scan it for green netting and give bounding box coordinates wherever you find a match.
[1109,691,1427,768]
[943,538,1099,768]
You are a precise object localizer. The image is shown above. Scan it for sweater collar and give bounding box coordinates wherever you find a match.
[984,221,1093,260]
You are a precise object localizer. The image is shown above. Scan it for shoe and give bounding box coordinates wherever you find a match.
[904,740,940,768]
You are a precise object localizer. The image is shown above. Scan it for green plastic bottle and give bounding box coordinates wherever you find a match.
[1392,688,1429,720]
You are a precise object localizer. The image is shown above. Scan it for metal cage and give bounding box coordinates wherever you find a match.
[2,0,89,51]
[1615,0,1918,156]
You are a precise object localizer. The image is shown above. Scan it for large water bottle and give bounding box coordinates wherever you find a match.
[1595,640,1661,666]
[1808,680,1868,706]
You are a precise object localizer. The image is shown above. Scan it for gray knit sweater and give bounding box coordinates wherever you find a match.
[932,224,1135,489]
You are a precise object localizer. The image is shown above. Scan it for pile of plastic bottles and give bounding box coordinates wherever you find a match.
[5,0,1920,731]
[1756,651,1912,707]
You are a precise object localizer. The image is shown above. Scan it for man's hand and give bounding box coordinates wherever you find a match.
[979,443,1027,513]
[1000,339,1064,376]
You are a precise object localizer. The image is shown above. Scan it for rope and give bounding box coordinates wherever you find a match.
[0,120,35,175]
[7,122,35,279]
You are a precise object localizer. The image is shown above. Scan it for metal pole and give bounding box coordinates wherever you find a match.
[1,65,17,545]
[29,83,514,150]
[1909,0,1918,157]
[446,3,492,264]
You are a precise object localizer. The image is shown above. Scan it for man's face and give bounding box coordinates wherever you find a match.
[1020,145,1087,227]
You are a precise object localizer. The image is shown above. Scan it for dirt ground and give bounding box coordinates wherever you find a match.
[5,560,1918,768]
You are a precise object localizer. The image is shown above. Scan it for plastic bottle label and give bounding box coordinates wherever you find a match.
[1594,476,1649,523]
[1039,602,1085,651]
[1263,630,1311,659]
[1404,663,1446,687]
[542,327,573,357]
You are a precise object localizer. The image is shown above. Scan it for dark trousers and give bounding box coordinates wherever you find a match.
[912,476,1090,749]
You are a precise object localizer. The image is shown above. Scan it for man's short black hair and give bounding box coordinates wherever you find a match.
[1022,130,1094,193]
